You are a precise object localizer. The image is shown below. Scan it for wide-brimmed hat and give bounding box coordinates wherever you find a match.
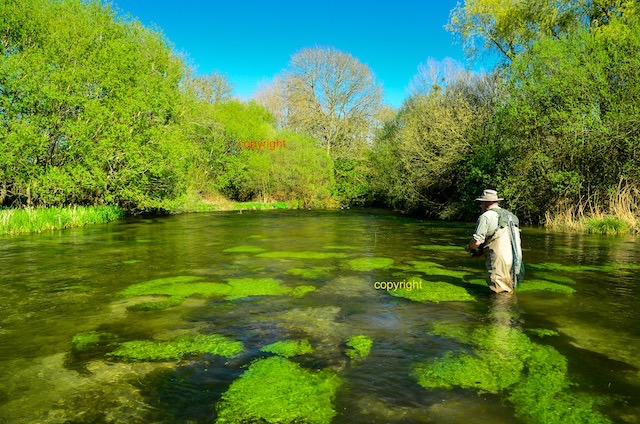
[475,189,503,202]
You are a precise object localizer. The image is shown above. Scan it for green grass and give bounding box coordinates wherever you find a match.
[585,215,630,235]
[0,205,124,235]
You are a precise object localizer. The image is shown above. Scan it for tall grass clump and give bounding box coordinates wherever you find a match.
[544,182,639,235]
[0,206,124,236]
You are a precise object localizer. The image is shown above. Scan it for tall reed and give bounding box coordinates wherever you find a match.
[544,182,639,235]
[0,205,124,236]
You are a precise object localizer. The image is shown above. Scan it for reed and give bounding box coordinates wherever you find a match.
[544,182,639,235]
[0,205,124,235]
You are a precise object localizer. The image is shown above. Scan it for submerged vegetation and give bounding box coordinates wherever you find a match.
[108,334,244,361]
[119,275,315,310]
[215,357,342,424]
[347,257,395,271]
[345,335,374,360]
[416,323,613,424]
[390,278,475,303]
[261,339,315,357]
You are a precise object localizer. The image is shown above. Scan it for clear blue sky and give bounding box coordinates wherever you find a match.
[111,0,479,108]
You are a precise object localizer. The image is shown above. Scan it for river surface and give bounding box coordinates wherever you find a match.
[0,209,639,423]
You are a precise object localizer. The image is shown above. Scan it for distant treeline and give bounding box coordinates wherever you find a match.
[2,0,639,228]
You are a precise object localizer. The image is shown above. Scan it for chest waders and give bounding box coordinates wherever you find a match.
[494,208,525,288]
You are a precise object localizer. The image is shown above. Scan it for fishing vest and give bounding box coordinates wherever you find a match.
[494,207,519,229]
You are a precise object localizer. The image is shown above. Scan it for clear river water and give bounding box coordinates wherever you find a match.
[0,209,638,423]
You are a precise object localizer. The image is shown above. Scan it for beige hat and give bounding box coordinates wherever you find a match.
[475,189,503,202]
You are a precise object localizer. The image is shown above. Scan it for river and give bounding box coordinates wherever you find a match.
[0,209,638,423]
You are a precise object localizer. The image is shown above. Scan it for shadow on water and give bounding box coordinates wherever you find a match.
[0,209,638,423]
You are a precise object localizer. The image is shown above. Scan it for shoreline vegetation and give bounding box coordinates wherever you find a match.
[2,1,639,237]
[2,186,639,236]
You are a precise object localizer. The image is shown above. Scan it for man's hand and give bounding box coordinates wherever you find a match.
[465,240,481,252]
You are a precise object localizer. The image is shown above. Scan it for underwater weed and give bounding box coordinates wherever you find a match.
[347,257,394,271]
[286,266,333,279]
[345,335,373,360]
[412,245,462,251]
[215,357,342,424]
[222,245,267,253]
[108,334,244,361]
[256,251,348,259]
[408,260,469,278]
[414,324,613,423]
[119,276,316,309]
[517,280,576,294]
[390,278,475,303]
[261,339,314,357]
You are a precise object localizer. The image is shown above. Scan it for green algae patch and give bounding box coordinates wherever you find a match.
[108,334,243,362]
[71,331,117,352]
[222,245,267,253]
[412,244,461,251]
[409,260,469,279]
[323,245,358,250]
[390,278,475,303]
[286,266,333,279]
[120,276,315,310]
[528,262,614,273]
[345,335,373,360]
[534,273,576,284]
[347,257,394,271]
[261,339,314,357]
[215,357,342,424]
[517,279,576,294]
[291,285,317,297]
[223,278,291,299]
[465,278,488,287]
[527,328,560,338]
[256,251,348,259]
[414,324,613,424]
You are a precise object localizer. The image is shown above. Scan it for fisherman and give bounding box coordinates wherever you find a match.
[464,189,523,294]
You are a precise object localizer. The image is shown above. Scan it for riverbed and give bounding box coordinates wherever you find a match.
[1,209,638,423]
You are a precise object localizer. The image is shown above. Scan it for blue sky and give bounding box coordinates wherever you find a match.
[112,0,481,108]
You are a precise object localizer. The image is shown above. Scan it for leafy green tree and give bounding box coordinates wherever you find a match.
[0,0,191,211]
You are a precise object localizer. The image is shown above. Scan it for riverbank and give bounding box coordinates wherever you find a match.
[0,198,308,236]
[543,186,639,235]
[0,206,125,236]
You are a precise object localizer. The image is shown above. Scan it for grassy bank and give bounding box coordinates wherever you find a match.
[0,206,125,236]
[544,185,640,235]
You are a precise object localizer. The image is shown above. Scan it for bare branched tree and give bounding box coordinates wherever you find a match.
[253,76,289,129]
[185,70,234,104]
[284,46,383,157]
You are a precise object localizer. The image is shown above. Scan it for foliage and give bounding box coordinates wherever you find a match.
[0,0,192,211]
[345,335,373,360]
[0,205,123,235]
[215,357,342,424]
[261,339,315,357]
[108,334,244,361]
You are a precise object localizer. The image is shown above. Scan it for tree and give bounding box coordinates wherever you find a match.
[283,46,383,157]
[184,70,234,104]
[252,76,289,130]
[447,0,581,62]
[0,0,191,210]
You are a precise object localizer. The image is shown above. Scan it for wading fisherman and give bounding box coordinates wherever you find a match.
[464,189,523,294]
